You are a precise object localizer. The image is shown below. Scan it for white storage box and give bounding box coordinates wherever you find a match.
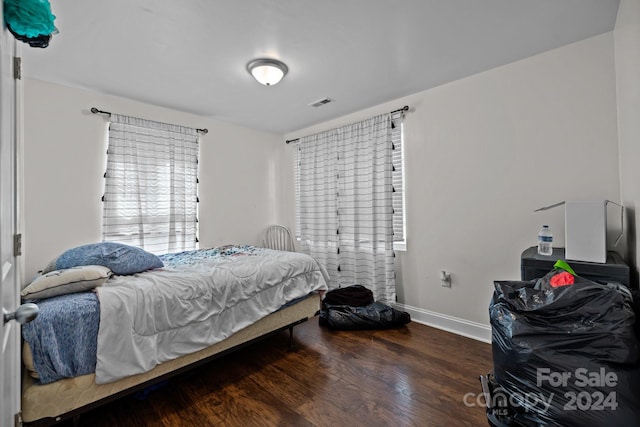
[565,201,607,263]
[535,200,622,264]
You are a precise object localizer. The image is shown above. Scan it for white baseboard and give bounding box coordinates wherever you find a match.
[394,303,492,344]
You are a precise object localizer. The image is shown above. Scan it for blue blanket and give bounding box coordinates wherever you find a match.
[22,292,100,384]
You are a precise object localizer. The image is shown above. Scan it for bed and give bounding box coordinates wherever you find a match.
[20,244,327,425]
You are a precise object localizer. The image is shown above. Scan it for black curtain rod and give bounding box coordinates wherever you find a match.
[90,107,209,134]
[285,105,409,144]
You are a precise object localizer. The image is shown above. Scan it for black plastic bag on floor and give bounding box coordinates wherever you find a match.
[319,301,411,330]
[490,269,640,427]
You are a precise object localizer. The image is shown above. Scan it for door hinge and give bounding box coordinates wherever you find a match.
[15,411,23,427]
[14,233,22,257]
[13,57,22,80]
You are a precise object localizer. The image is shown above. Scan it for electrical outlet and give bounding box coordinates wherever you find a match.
[440,270,451,287]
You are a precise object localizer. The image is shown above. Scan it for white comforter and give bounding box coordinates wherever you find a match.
[95,247,327,384]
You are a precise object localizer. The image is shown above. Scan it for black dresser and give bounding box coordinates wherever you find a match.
[521,246,631,288]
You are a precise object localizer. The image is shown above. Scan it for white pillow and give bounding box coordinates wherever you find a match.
[21,265,112,300]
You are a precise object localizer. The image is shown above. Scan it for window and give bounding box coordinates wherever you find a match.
[294,112,406,250]
[102,114,199,255]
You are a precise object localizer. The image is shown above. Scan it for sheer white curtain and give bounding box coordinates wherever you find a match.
[103,114,199,255]
[296,114,396,303]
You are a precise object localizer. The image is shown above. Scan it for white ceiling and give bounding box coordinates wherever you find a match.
[21,0,620,134]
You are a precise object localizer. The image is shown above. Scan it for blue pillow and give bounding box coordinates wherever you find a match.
[43,242,164,276]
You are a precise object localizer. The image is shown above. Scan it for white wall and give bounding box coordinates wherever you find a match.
[615,0,640,287]
[284,33,620,335]
[23,79,283,280]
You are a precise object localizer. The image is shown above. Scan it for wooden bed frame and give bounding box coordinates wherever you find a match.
[22,293,320,426]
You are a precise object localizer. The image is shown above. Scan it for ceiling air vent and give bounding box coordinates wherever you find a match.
[308,97,334,107]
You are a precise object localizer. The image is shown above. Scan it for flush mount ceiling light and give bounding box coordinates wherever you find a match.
[246,58,288,86]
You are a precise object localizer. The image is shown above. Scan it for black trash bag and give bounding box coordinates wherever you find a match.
[490,269,640,427]
[319,301,410,330]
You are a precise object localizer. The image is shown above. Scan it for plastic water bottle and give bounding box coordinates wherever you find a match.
[537,225,553,256]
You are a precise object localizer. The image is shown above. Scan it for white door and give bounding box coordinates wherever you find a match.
[1,6,21,426]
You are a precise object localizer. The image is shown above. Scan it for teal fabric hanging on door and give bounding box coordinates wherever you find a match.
[3,0,57,47]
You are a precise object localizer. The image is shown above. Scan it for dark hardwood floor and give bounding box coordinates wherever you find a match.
[64,319,493,427]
